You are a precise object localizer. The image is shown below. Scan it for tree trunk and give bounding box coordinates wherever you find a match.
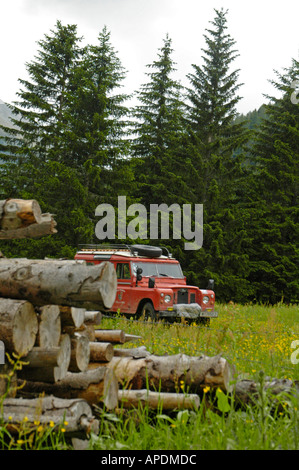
[69,334,90,372]
[118,389,200,410]
[59,306,86,328]
[0,199,57,239]
[0,199,43,229]
[234,378,299,409]
[22,347,61,368]
[18,366,119,410]
[89,342,114,362]
[1,396,99,435]
[0,298,38,356]
[97,353,235,393]
[84,311,102,326]
[18,334,71,383]
[0,258,117,310]
[113,346,151,358]
[36,305,61,348]
[94,329,126,344]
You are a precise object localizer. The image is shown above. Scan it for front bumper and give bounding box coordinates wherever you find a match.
[158,303,218,320]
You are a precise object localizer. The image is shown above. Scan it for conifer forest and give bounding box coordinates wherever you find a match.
[0,9,298,305]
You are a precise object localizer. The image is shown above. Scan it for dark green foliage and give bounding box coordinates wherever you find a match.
[181,8,252,302]
[0,15,297,304]
[246,59,299,303]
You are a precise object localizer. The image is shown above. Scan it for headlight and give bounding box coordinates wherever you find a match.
[164,295,171,303]
[203,296,209,304]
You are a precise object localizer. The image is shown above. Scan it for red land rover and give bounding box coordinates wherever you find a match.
[75,244,218,323]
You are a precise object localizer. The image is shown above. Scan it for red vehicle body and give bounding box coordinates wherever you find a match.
[75,244,218,323]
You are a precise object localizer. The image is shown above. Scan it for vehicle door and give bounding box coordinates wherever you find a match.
[113,262,132,313]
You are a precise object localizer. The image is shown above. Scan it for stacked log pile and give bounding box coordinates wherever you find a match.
[1,198,298,445]
[0,198,57,240]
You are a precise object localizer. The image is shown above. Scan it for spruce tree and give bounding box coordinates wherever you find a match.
[67,26,132,200]
[131,35,191,206]
[184,8,251,302]
[0,23,134,257]
[248,58,299,303]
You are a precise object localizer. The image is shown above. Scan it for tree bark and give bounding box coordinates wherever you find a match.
[36,305,61,348]
[0,298,38,356]
[89,341,114,362]
[18,334,71,383]
[84,311,102,326]
[22,347,61,368]
[1,396,99,435]
[0,199,43,229]
[0,199,57,239]
[97,353,235,393]
[113,346,151,358]
[0,258,117,310]
[94,329,126,344]
[69,334,90,372]
[59,306,86,328]
[118,389,200,410]
[234,378,299,408]
[18,366,119,410]
[94,329,141,344]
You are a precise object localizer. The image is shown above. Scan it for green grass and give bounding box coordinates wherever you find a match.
[1,303,298,450]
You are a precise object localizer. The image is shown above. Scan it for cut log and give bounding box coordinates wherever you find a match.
[0,199,57,239]
[0,258,117,310]
[0,199,43,229]
[234,378,299,408]
[59,306,86,328]
[84,310,102,326]
[1,396,99,435]
[99,353,235,393]
[61,323,96,342]
[118,389,200,410]
[18,367,119,410]
[0,214,57,239]
[36,305,61,348]
[18,334,71,383]
[69,334,90,372]
[22,347,61,368]
[113,346,151,358]
[0,298,38,356]
[94,329,126,344]
[89,342,114,362]
[124,334,142,343]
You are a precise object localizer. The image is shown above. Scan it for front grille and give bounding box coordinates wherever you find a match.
[177,289,188,304]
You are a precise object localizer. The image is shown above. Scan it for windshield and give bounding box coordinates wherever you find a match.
[131,262,184,278]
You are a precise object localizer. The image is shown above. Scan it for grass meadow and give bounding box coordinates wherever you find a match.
[1,302,298,450]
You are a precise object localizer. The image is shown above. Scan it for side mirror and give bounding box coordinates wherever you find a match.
[207,279,214,290]
[136,267,143,286]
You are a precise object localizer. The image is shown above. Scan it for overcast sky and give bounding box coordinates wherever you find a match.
[1,0,298,114]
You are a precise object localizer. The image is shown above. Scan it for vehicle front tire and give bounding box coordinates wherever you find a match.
[140,302,157,322]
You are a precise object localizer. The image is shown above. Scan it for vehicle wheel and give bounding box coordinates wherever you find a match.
[140,302,157,321]
[197,318,210,326]
[131,245,162,258]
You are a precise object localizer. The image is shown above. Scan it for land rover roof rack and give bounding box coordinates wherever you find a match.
[78,244,132,252]
[77,244,173,258]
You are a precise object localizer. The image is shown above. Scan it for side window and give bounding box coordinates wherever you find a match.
[123,263,131,279]
[116,263,131,279]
